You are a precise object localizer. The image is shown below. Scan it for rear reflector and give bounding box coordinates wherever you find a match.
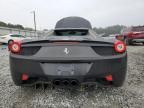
[105,75,113,81]
[22,73,28,81]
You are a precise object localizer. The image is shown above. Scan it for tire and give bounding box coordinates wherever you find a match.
[8,40,14,45]
[142,42,144,45]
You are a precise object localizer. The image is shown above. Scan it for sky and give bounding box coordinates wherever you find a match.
[0,0,144,30]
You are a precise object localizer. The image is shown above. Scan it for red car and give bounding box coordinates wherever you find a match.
[122,26,144,45]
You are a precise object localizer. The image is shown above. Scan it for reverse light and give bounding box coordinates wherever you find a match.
[9,41,21,53]
[114,41,126,53]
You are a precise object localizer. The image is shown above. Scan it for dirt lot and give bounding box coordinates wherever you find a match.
[0,45,144,108]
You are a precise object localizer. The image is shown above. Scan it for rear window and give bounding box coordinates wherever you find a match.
[55,29,88,36]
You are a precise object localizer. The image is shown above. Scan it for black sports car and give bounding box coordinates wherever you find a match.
[9,17,127,87]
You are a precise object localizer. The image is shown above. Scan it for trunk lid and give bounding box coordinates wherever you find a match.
[19,40,119,59]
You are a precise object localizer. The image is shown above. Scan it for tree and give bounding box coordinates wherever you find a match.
[0,21,25,30]
[0,21,7,27]
[24,27,33,31]
[15,24,24,29]
[7,23,15,28]
[93,25,126,36]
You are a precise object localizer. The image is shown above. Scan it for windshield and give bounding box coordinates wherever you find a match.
[54,29,88,36]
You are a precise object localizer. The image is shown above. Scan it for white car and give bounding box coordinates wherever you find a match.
[101,34,117,41]
[101,34,125,41]
[0,34,31,44]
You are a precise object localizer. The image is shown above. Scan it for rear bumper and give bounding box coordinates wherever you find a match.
[9,53,127,86]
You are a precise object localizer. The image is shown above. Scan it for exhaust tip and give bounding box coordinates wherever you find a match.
[62,80,69,86]
[71,80,78,86]
[53,80,60,85]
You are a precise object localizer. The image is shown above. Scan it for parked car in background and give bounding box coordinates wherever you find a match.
[121,26,144,45]
[0,34,31,45]
[101,34,117,41]
[101,34,125,42]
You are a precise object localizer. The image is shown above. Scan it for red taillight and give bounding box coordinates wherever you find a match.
[9,41,21,53]
[114,41,126,53]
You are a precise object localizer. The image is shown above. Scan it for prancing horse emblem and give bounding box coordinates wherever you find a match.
[64,48,69,54]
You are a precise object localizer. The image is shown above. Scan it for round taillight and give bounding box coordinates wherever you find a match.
[114,41,126,53]
[9,42,21,53]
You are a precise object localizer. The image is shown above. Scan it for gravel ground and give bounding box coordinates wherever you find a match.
[0,44,144,108]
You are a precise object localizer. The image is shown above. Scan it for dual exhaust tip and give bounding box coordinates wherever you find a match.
[53,80,78,86]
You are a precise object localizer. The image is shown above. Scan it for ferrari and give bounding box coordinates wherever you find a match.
[9,17,127,87]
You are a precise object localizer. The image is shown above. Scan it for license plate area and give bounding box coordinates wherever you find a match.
[41,63,92,76]
[57,64,75,76]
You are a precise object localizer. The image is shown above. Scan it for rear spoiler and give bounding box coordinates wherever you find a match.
[54,28,89,31]
[22,39,114,45]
